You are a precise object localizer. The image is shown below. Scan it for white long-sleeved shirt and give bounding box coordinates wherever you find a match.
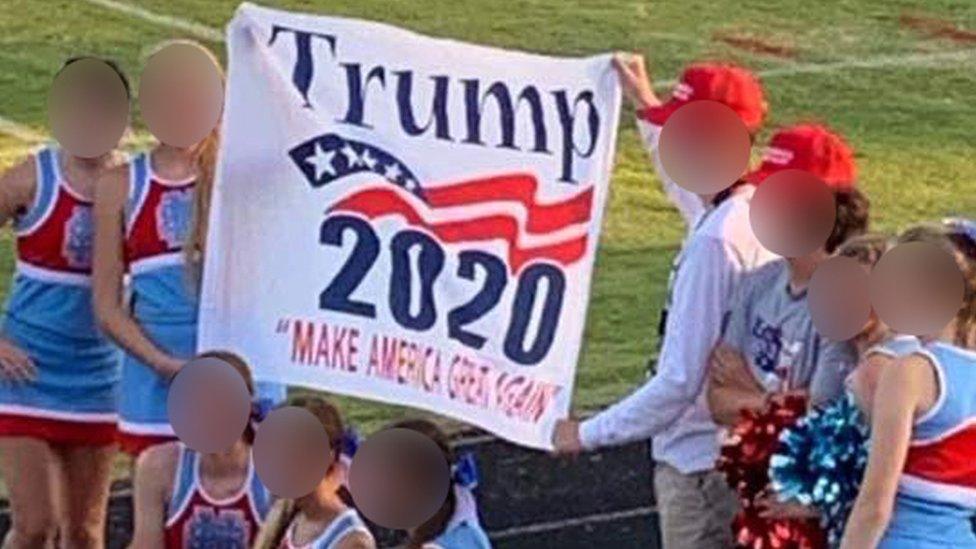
[579,118,776,474]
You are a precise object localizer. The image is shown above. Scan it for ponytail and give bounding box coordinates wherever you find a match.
[252,499,299,549]
[184,126,220,286]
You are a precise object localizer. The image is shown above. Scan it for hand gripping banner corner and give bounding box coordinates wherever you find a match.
[199,2,622,450]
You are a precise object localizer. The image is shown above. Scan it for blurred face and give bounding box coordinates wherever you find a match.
[48,58,129,158]
[347,428,450,530]
[869,241,965,337]
[140,42,223,147]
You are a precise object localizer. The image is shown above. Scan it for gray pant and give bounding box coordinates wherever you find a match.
[653,462,738,549]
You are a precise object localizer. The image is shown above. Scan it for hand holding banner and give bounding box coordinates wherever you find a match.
[199,2,622,449]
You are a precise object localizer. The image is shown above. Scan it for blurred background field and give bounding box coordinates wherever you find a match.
[0,0,974,501]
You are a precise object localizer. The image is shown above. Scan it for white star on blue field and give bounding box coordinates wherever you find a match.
[289,133,422,197]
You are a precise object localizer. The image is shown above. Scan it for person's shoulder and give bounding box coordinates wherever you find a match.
[697,188,753,238]
[739,259,787,291]
[135,441,181,480]
[0,153,38,202]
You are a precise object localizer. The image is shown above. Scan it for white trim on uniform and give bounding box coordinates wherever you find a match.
[129,252,186,275]
[164,447,195,528]
[16,149,61,238]
[0,403,117,423]
[15,260,92,286]
[118,419,175,436]
[899,473,976,509]
[913,349,948,426]
[126,154,151,237]
[910,417,976,446]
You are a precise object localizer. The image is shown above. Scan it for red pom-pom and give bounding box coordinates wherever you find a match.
[733,510,825,549]
[718,393,824,548]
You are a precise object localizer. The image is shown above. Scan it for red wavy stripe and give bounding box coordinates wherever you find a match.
[422,173,594,234]
[904,425,976,488]
[329,188,588,272]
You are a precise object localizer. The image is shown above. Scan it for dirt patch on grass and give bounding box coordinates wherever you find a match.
[900,13,976,44]
[713,30,797,59]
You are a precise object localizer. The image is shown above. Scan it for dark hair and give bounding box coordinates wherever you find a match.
[825,187,871,254]
[59,56,131,99]
[392,419,456,549]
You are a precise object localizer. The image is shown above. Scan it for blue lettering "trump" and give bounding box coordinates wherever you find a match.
[268,25,601,184]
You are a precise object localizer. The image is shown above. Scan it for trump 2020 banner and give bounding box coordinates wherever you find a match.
[199,3,621,449]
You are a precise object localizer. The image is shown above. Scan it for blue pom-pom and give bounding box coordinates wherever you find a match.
[770,392,869,547]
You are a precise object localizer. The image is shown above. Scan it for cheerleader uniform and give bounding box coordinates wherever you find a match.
[0,145,119,445]
[423,486,492,549]
[770,335,921,547]
[118,151,197,454]
[879,342,976,548]
[119,152,286,455]
[164,443,273,548]
[847,335,921,408]
[279,508,373,549]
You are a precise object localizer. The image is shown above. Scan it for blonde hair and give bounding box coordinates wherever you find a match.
[835,232,890,266]
[253,499,299,549]
[896,223,976,347]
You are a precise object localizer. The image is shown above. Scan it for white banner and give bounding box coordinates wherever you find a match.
[199,2,621,449]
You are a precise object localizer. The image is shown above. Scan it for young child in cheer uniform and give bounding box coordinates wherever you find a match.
[841,223,976,549]
[254,396,375,549]
[0,57,127,549]
[768,234,919,546]
[93,40,285,456]
[129,350,273,548]
[395,420,492,549]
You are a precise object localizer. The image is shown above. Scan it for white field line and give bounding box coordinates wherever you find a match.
[2,2,975,144]
[488,505,657,539]
[81,0,224,42]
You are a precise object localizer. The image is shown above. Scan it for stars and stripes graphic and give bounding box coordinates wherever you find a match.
[289,133,422,197]
[290,132,596,274]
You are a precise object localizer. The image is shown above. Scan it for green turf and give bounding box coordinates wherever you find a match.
[0,0,974,487]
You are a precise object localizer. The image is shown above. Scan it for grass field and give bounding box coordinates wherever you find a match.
[0,0,974,475]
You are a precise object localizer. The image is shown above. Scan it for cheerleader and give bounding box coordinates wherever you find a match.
[766,234,916,546]
[129,350,273,548]
[396,420,492,549]
[841,224,976,548]
[0,57,128,549]
[253,396,376,549]
[92,40,284,456]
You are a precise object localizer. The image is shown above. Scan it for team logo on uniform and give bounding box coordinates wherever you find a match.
[183,506,250,548]
[63,206,93,269]
[750,317,784,375]
[750,317,803,386]
[156,189,193,249]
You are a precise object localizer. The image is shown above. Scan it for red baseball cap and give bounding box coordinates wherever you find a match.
[638,63,767,132]
[744,124,857,189]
